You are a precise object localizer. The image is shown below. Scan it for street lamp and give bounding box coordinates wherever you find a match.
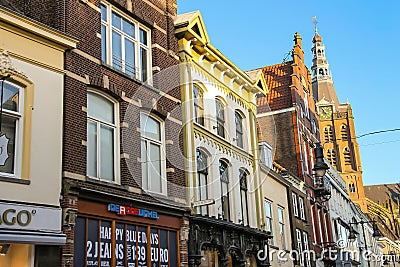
[348,220,382,267]
[313,143,329,177]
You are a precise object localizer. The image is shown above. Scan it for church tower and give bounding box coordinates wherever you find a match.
[312,20,368,213]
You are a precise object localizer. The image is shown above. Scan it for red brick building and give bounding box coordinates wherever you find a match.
[252,33,334,267]
[5,0,189,266]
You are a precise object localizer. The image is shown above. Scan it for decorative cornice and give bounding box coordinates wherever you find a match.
[0,50,28,79]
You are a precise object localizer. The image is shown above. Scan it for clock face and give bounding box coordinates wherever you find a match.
[319,106,332,120]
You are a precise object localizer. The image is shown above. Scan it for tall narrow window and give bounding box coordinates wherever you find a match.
[87,91,118,181]
[235,112,244,148]
[141,114,165,194]
[296,229,303,266]
[239,170,249,225]
[264,200,273,233]
[344,147,351,165]
[196,149,208,215]
[303,232,311,267]
[341,125,348,140]
[101,3,151,82]
[292,192,299,217]
[299,197,306,220]
[0,81,21,176]
[324,126,333,142]
[219,160,229,220]
[193,84,204,126]
[277,207,286,250]
[215,99,225,138]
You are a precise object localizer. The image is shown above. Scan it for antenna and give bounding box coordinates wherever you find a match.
[312,16,318,33]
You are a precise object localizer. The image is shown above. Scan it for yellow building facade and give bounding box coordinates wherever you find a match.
[175,11,271,266]
[0,6,77,266]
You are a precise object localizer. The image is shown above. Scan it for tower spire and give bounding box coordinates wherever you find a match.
[312,16,318,33]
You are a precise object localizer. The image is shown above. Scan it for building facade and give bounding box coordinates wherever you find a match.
[175,11,271,266]
[254,33,333,267]
[6,0,192,266]
[311,27,367,213]
[0,4,77,266]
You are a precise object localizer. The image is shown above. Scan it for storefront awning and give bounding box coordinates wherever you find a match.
[0,229,66,245]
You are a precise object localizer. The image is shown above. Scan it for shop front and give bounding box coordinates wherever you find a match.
[73,199,183,267]
[0,201,66,266]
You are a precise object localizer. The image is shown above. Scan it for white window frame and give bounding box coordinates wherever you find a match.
[296,229,303,266]
[101,2,152,83]
[0,81,23,178]
[277,206,286,250]
[140,113,166,195]
[299,197,306,220]
[264,199,273,245]
[196,148,208,215]
[86,90,120,183]
[292,192,299,217]
[303,231,311,267]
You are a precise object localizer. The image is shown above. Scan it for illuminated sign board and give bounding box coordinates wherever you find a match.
[108,204,159,219]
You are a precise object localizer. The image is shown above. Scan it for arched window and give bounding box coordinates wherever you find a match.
[344,147,351,165]
[324,126,333,142]
[326,149,337,166]
[87,91,119,181]
[141,113,165,194]
[239,170,249,225]
[235,111,244,148]
[215,98,225,138]
[349,183,356,193]
[196,149,208,215]
[193,84,204,126]
[219,160,230,220]
[341,125,348,140]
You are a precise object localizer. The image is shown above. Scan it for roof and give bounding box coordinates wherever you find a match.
[365,183,400,205]
[174,11,198,26]
[253,62,294,113]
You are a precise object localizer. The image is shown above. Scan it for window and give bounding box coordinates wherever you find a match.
[295,229,303,266]
[259,142,273,168]
[327,149,337,165]
[235,111,244,148]
[324,126,333,142]
[101,3,151,82]
[193,84,204,126]
[87,91,119,181]
[349,183,356,193]
[303,232,311,267]
[299,197,306,220]
[239,170,249,225]
[341,125,348,140]
[277,207,286,250]
[219,160,229,220]
[215,98,225,138]
[292,193,298,217]
[196,149,208,215]
[264,200,272,232]
[141,114,165,194]
[0,81,21,176]
[344,147,351,165]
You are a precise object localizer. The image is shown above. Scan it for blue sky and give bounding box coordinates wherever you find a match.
[177,0,400,186]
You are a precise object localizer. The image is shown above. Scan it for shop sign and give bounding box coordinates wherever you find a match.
[108,204,159,219]
[74,217,178,267]
[0,202,62,231]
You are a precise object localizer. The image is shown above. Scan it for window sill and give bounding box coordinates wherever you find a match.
[86,176,128,191]
[0,176,30,185]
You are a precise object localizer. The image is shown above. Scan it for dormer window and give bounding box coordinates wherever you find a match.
[259,142,272,168]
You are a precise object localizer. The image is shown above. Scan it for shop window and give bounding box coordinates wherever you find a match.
[215,98,225,138]
[73,217,178,267]
[34,245,61,267]
[219,160,230,220]
[101,3,151,82]
[239,170,249,225]
[193,84,204,126]
[87,91,119,182]
[141,113,166,194]
[196,149,208,215]
[235,111,244,148]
